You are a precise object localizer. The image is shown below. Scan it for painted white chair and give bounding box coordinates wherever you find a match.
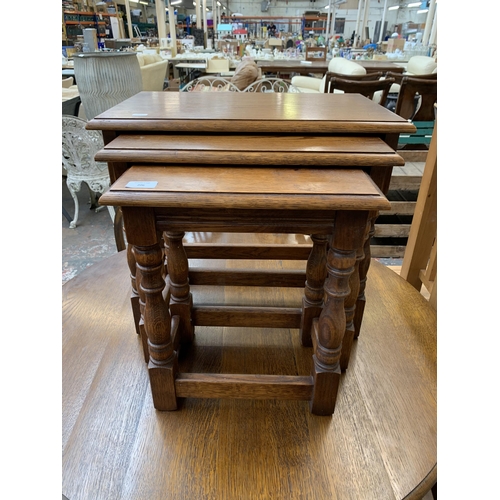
[62,115,115,229]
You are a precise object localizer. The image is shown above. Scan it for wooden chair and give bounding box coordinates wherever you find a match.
[384,71,437,115]
[400,114,437,310]
[386,71,437,86]
[325,76,395,106]
[323,71,383,93]
[394,76,437,150]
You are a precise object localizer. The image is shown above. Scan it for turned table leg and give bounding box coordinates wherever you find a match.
[134,243,179,411]
[310,211,368,415]
[300,234,328,347]
[163,231,194,344]
[127,243,141,335]
[340,242,363,372]
[354,213,376,339]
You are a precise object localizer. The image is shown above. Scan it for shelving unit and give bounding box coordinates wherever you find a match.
[226,16,303,37]
[62,9,116,43]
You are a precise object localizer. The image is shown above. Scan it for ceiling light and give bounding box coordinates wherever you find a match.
[407,2,421,7]
[388,5,399,10]
[139,1,149,5]
[171,0,182,4]
[417,9,428,14]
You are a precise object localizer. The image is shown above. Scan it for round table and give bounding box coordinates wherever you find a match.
[62,251,436,500]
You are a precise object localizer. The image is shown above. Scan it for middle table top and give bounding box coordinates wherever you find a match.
[87,91,415,135]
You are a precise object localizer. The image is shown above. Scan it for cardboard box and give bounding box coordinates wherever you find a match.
[386,38,406,53]
[206,57,230,73]
[267,38,283,47]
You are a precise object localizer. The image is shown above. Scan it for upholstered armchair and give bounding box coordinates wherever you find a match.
[136,52,169,91]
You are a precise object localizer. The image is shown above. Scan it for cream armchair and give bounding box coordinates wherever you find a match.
[136,52,169,91]
[291,57,367,93]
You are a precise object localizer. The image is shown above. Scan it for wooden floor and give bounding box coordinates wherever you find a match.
[62,234,436,500]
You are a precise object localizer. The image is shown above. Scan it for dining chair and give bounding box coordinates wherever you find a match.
[393,76,437,150]
[62,115,115,230]
[324,76,395,106]
[323,71,383,93]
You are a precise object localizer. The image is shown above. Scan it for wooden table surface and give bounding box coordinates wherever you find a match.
[256,59,405,75]
[87,92,415,135]
[62,242,436,500]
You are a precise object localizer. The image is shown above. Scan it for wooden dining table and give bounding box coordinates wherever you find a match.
[256,58,406,75]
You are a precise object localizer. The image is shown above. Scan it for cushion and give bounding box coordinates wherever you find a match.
[231,59,260,91]
[136,53,145,67]
[327,58,366,76]
[407,56,437,75]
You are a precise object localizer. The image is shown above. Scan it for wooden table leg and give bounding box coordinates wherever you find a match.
[310,211,368,415]
[354,213,376,339]
[163,231,194,344]
[340,243,362,371]
[126,243,141,335]
[134,242,179,411]
[300,234,328,347]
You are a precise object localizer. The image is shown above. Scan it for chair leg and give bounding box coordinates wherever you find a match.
[66,179,81,229]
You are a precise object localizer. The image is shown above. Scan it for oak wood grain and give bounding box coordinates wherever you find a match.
[63,242,436,500]
[86,92,416,135]
[100,166,391,212]
[95,134,405,167]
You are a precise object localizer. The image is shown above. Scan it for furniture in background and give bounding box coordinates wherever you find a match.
[62,247,436,500]
[394,76,437,150]
[291,57,368,93]
[73,52,143,121]
[62,76,74,88]
[180,76,300,93]
[62,115,115,230]
[324,76,395,106]
[257,59,404,78]
[384,54,437,109]
[136,52,169,90]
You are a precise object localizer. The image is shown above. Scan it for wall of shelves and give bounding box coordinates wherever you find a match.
[63,10,117,43]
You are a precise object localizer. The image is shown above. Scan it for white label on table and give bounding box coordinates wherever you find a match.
[125,181,158,188]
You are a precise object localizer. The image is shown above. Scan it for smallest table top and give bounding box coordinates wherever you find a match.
[100,165,391,212]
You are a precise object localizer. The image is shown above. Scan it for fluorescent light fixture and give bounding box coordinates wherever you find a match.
[407,2,421,7]
[139,1,149,4]
[388,5,399,10]
[324,5,330,8]
[171,0,182,4]
[417,8,428,13]
[217,1,221,5]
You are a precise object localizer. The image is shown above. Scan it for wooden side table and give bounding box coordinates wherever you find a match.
[100,165,390,415]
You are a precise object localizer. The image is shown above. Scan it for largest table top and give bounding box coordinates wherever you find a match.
[87,91,415,135]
